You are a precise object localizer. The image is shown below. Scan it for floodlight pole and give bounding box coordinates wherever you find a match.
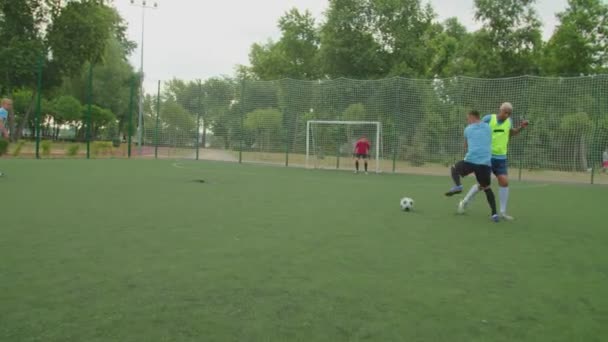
[130,0,158,156]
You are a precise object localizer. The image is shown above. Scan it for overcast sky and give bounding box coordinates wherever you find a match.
[113,0,568,89]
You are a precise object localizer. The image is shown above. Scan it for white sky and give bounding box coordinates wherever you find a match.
[113,0,568,90]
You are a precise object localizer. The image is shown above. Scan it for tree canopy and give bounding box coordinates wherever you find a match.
[241,0,608,80]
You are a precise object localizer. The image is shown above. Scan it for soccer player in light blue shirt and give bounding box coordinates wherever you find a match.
[445,110,499,222]
[0,98,12,177]
[0,99,9,136]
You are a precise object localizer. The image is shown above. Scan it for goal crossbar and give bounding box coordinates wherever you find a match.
[306,120,382,172]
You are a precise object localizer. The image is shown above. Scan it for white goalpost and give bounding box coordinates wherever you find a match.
[306,120,382,173]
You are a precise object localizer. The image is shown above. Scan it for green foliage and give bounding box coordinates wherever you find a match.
[244,108,283,151]
[542,0,608,75]
[157,98,197,146]
[47,1,120,75]
[66,144,80,157]
[318,0,385,78]
[342,103,366,121]
[0,0,47,92]
[247,9,321,80]
[405,143,427,166]
[83,105,117,140]
[11,140,26,157]
[470,0,542,77]
[112,138,121,148]
[53,95,82,123]
[41,140,52,157]
[91,141,113,158]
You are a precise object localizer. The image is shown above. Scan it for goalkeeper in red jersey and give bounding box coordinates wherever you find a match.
[353,136,371,174]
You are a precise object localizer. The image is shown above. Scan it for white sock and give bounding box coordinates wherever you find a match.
[463,184,479,204]
[499,186,509,214]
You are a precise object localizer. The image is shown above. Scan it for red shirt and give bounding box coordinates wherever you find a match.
[355,139,370,155]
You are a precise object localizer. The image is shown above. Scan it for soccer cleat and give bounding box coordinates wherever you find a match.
[457,200,467,214]
[500,213,514,221]
[445,185,463,197]
[491,214,500,223]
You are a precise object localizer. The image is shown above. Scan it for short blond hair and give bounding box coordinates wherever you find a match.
[500,102,513,113]
[1,98,12,106]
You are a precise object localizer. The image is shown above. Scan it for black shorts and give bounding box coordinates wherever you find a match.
[354,154,369,159]
[454,161,492,188]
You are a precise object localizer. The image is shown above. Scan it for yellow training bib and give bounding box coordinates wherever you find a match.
[488,114,511,156]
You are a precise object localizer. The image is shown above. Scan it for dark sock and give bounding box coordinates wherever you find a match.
[355,161,359,171]
[451,166,461,186]
[364,162,368,172]
[484,188,498,216]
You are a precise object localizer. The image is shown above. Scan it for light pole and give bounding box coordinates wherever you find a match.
[130,0,158,155]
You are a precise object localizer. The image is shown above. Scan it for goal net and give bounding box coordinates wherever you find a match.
[306,120,382,173]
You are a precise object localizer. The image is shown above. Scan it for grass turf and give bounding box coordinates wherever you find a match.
[1,159,606,342]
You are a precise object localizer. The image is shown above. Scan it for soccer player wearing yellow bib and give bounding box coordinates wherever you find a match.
[458,102,528,220]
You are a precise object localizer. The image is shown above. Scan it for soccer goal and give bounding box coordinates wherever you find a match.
[306,120,382,173]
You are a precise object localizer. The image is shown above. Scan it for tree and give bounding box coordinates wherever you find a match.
[319,0,385,78]
[559,112,593,171]
[52,95,82,139]
[47,1,129,76]
[427,18,475,77]
[342,103,367,142]
[369,0,438,77]
[59,36,136,135]
[244,108,283,151]
[0,0,49,94]
[203,77,236,148]
[1,0,134,140]
[247,9,320,80]
[158,99,197,146]
[80,105,116,140]
[542,0,608,75]
[469,0,542,77]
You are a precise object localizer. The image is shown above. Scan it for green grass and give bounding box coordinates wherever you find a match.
[1,159,606,342]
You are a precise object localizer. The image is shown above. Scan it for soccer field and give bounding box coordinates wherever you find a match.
[1,159,606,341]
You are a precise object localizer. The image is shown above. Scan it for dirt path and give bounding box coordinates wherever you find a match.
[197,149,238,162]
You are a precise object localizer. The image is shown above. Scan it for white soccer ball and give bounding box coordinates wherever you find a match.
[400,197,414,211]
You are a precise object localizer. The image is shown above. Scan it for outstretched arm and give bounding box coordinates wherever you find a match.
[510,120,529,137]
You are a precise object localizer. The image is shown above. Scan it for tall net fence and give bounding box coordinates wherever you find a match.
[176,76,605,184]
[6,74,608,184]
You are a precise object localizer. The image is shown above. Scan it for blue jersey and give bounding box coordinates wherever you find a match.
[482,114,511,160]
[0,108,7,123]
[464,121,492,166]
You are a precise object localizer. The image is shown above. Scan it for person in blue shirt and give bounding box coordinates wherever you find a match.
[0,98,9,138]
[445,110,499,222]
[0,98,11,177]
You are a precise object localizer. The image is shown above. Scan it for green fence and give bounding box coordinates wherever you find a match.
[3,74,608,184]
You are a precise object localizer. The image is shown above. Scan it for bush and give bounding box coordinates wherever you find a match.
[41,140,52,157]
[91,141,113,157]
[12,140,26,157]
[405,144,427,167]
[0,139,8,157]
[66,144,80,157]
[112,138,121,148]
